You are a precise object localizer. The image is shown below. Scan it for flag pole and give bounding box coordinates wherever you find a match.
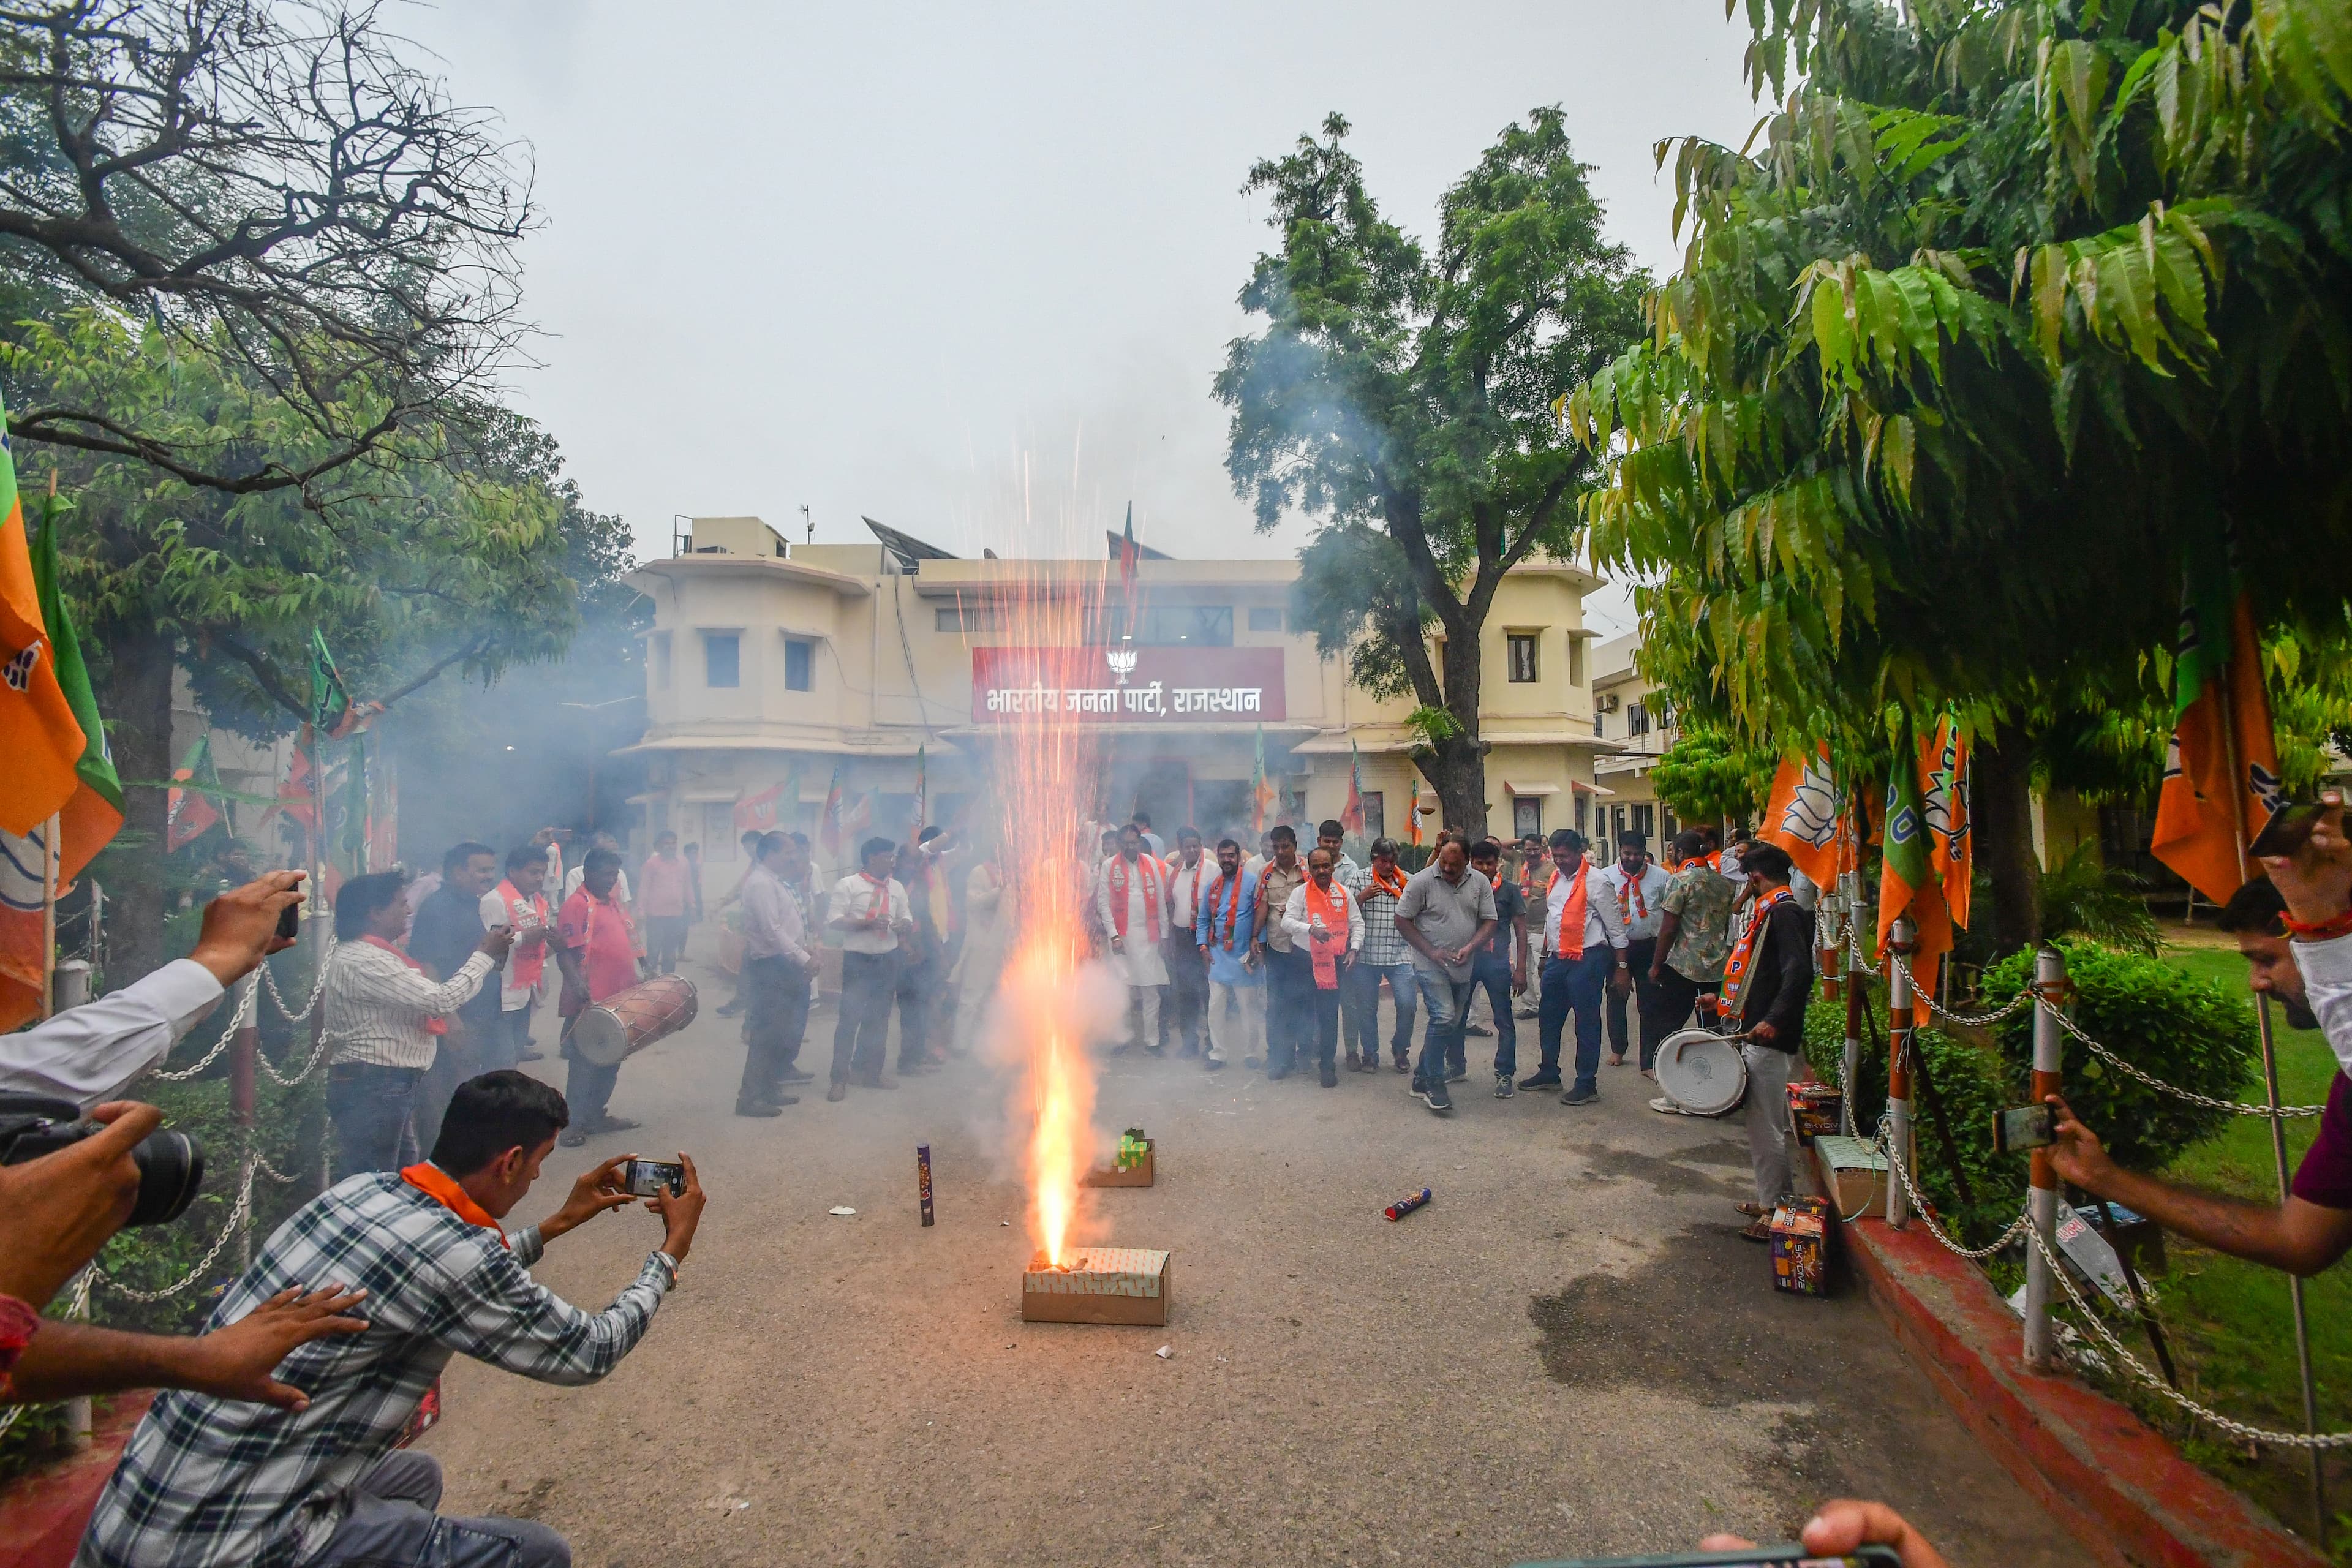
[40,811,58,1019]
[2223,669,2327,1547]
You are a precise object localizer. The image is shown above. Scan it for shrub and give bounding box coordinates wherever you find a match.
[1976,940,2257,1173]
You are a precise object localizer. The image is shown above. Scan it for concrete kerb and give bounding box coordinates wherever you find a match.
[1822,1149,2325,1568]
[0,1393,149,1568]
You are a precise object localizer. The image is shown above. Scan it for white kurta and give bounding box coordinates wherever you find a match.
[1097,854,1172,986]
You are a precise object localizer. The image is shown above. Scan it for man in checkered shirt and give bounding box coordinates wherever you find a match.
[78,1072,706,1568]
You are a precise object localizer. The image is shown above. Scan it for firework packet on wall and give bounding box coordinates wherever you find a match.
[1022,1246,1172,1325]
[1085,1129,1155,1188]
[1809,1134,1887,1219]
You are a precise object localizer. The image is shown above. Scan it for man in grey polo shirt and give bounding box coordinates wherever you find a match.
[1393,834,1496,1115]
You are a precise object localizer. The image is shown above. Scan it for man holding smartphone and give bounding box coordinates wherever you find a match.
[80,1071,707,1568]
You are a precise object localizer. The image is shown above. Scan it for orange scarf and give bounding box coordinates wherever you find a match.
[364,935,448,1035]
[493,880,551,989]
[1208,872,1247,950]
[401,1162,510,1248]
[1370,862,1407,900]
[1613,865,1649,923]
[1723,885,1794,1017]
[1547,864,1590,960]
[1107,854,1164,942]
[1303,876,1349,988]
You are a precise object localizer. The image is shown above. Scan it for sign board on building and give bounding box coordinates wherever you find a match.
[971,646,1286,725]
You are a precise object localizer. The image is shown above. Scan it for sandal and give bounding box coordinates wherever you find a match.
[1739,1218,1774,1242]
[1734,1202,1769,1219]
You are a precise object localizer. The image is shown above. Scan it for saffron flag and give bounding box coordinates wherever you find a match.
[1877,710,1953,1000]
[265,733,320,837]
[21,508,121,887]
[1250,726,1276,835]
[1406,778,1425,848]
[166,737,225,851]
[0,405,88,837]
[734,782,785,834]
[1117,503,1141,631]
[2151,583,2282,905]
[818,766,846,859]
[1920,712,1972,932]
[1340,742,1366,838]
[1760,744,1841,891]
[842,787,876,842]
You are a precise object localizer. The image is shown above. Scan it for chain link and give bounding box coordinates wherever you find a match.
[1887,954,2037,1026]
[2043,1004,2326,1118]
[94,1156,257,1303]
[146,973,258,1082]
[258,927,334,1023]
[1877,1118,2035,1260]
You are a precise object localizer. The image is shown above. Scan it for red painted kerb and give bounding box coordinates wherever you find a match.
[0,1395,147,1568]
[1838,1197,2324,1567]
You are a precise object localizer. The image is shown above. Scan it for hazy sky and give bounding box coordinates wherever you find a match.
[401,2,1763,636]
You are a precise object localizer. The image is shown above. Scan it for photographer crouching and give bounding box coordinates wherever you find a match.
[76,1071,705,1568]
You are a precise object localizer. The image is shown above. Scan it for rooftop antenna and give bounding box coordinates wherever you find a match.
[799,504,813,543]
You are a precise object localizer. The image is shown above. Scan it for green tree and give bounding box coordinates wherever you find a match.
[1217,110,1648,835]
[1648,727,1776,827]
[1569,0,2352,950]
[8,311,592,979]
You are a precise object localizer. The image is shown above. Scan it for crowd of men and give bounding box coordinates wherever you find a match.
[10,793,2352,1566]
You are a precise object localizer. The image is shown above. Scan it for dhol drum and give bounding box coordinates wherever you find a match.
[1653,1026,1748,1117]
[569,975,698,1067]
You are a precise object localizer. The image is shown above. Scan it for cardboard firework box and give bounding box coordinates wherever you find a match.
[1084,1127,1155,1188]
[1809,1133,1888,1219]
[1769,1194,1834,1297]
[1021,1246,1172,1326]
[1785,1083,1843,1146]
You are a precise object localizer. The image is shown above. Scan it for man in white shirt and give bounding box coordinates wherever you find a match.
[1098,823,1172,1054]
[823,836,914,1099]
[1280,846,1365,1087]
[1600,831,1673,1071]
[475,846,554,1072]
[1129,811,1167,859]
[736,832,815,1117]
[1525,829,1630,1106]
[1160,828,1212,1057]
[0,873,304,1109]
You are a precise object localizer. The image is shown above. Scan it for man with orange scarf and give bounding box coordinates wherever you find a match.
[1722,843,1816,1239]
[1278,846,1365,1087]
[1340,837,1417,1072]
[1526,828,1630,1106]
[1193,837,1261,1072]
[1098,822,1173,1053]
[478,845,554,1071]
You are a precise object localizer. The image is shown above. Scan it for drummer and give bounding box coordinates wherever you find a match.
[1719,843,1816,1240]
[556,848,644,1148]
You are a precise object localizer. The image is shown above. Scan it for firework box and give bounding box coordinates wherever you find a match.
[1809,1133,1888,1219]
[1084,1128,1155,1188]
[1021,1246,1172,1326]
[1769,1194,1834,1297]
[1785,1083,1843,1146]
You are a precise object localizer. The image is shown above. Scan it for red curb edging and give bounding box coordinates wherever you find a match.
[0,1395,146,1568]
[1831,1182,2324,1568]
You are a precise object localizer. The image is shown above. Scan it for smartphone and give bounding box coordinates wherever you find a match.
[1992,1102,2057,1154]
[2250,799,2328,860]
[1521,1549,1900,1567]
[275,899,302,943]
[619,1158,685,1199]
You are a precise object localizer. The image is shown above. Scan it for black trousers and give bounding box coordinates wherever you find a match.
[1649,964,1722,1040]
[1607,936,1666,1069]
[892,948,938,1070]
[739,954,810,1108]
[1263,944,1313,1071]
[831,950,895,1082]
[1161,935,1208,1050]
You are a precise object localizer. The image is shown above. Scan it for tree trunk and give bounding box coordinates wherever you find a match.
[97,624,175,988]
[1975,724,2040,955]
[1425,631,1489,840]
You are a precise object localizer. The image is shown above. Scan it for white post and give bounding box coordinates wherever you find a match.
[2024,946,2065,1370]
[1885,917,1915,1228]
[1839,871,1863,1137]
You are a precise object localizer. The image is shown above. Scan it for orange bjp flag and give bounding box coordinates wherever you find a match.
[2152,586,2283,905]
[1760,744,1842,892]
[0,420,87,837]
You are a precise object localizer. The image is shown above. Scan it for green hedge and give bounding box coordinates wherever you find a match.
[1802,940,2259,1246]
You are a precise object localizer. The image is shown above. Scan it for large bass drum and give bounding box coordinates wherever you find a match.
[569,975,698,1067]
[1653,1027,1747,1118]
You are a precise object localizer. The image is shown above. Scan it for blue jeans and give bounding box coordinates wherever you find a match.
[1537,949,1613,1092]
[1409,967,1473,1091]
[1470,952,1520,1076]
[326,1063,423,1173]
[315,1453,568,1567]
[1343,959,1417,1064]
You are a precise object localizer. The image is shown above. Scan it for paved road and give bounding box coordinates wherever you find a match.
[423,954,2071,1568]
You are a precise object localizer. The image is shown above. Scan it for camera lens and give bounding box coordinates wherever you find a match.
[128,1132,205,1227]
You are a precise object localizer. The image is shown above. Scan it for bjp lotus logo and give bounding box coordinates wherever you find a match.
[1106,644,1137,685]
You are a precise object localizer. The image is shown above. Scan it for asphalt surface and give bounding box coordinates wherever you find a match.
[422,949,2073,1568]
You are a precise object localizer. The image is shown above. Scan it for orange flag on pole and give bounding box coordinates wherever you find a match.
[1760,744,1842,891]
[0,415,87,837]
[1921,713,1972,933]
[1877,710,1954,999]
[2152,586,2282,906]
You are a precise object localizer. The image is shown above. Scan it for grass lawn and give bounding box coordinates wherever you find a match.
[2118,938,2352,1554]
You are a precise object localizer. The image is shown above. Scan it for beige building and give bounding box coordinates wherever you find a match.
[622,517,1623,873]
[1589,631,1681,851]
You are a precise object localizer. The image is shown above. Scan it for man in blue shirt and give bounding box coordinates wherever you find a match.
[1193,838,1261,1072]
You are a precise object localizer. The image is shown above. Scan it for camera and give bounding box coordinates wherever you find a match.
[619,1158,685,1199]
[0,1093,206,1226]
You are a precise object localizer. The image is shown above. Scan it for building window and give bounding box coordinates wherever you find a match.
[651,631,671,690]
[936,605,1001,633]
[1139,605,1234,647]
[784,638,814,692]
[1247,606,1284,633]
[1362,790,1384,840]
[1594,711,1607,739]
[1507,633,1539,683]
[1611,804,1627,845]
[1513,797,1543,839]
[1631,803,1655,843]
[1626,701,1651,738]
[1575,793,1589,836]
[1569,636,1586,687]
[703,631,741,688]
